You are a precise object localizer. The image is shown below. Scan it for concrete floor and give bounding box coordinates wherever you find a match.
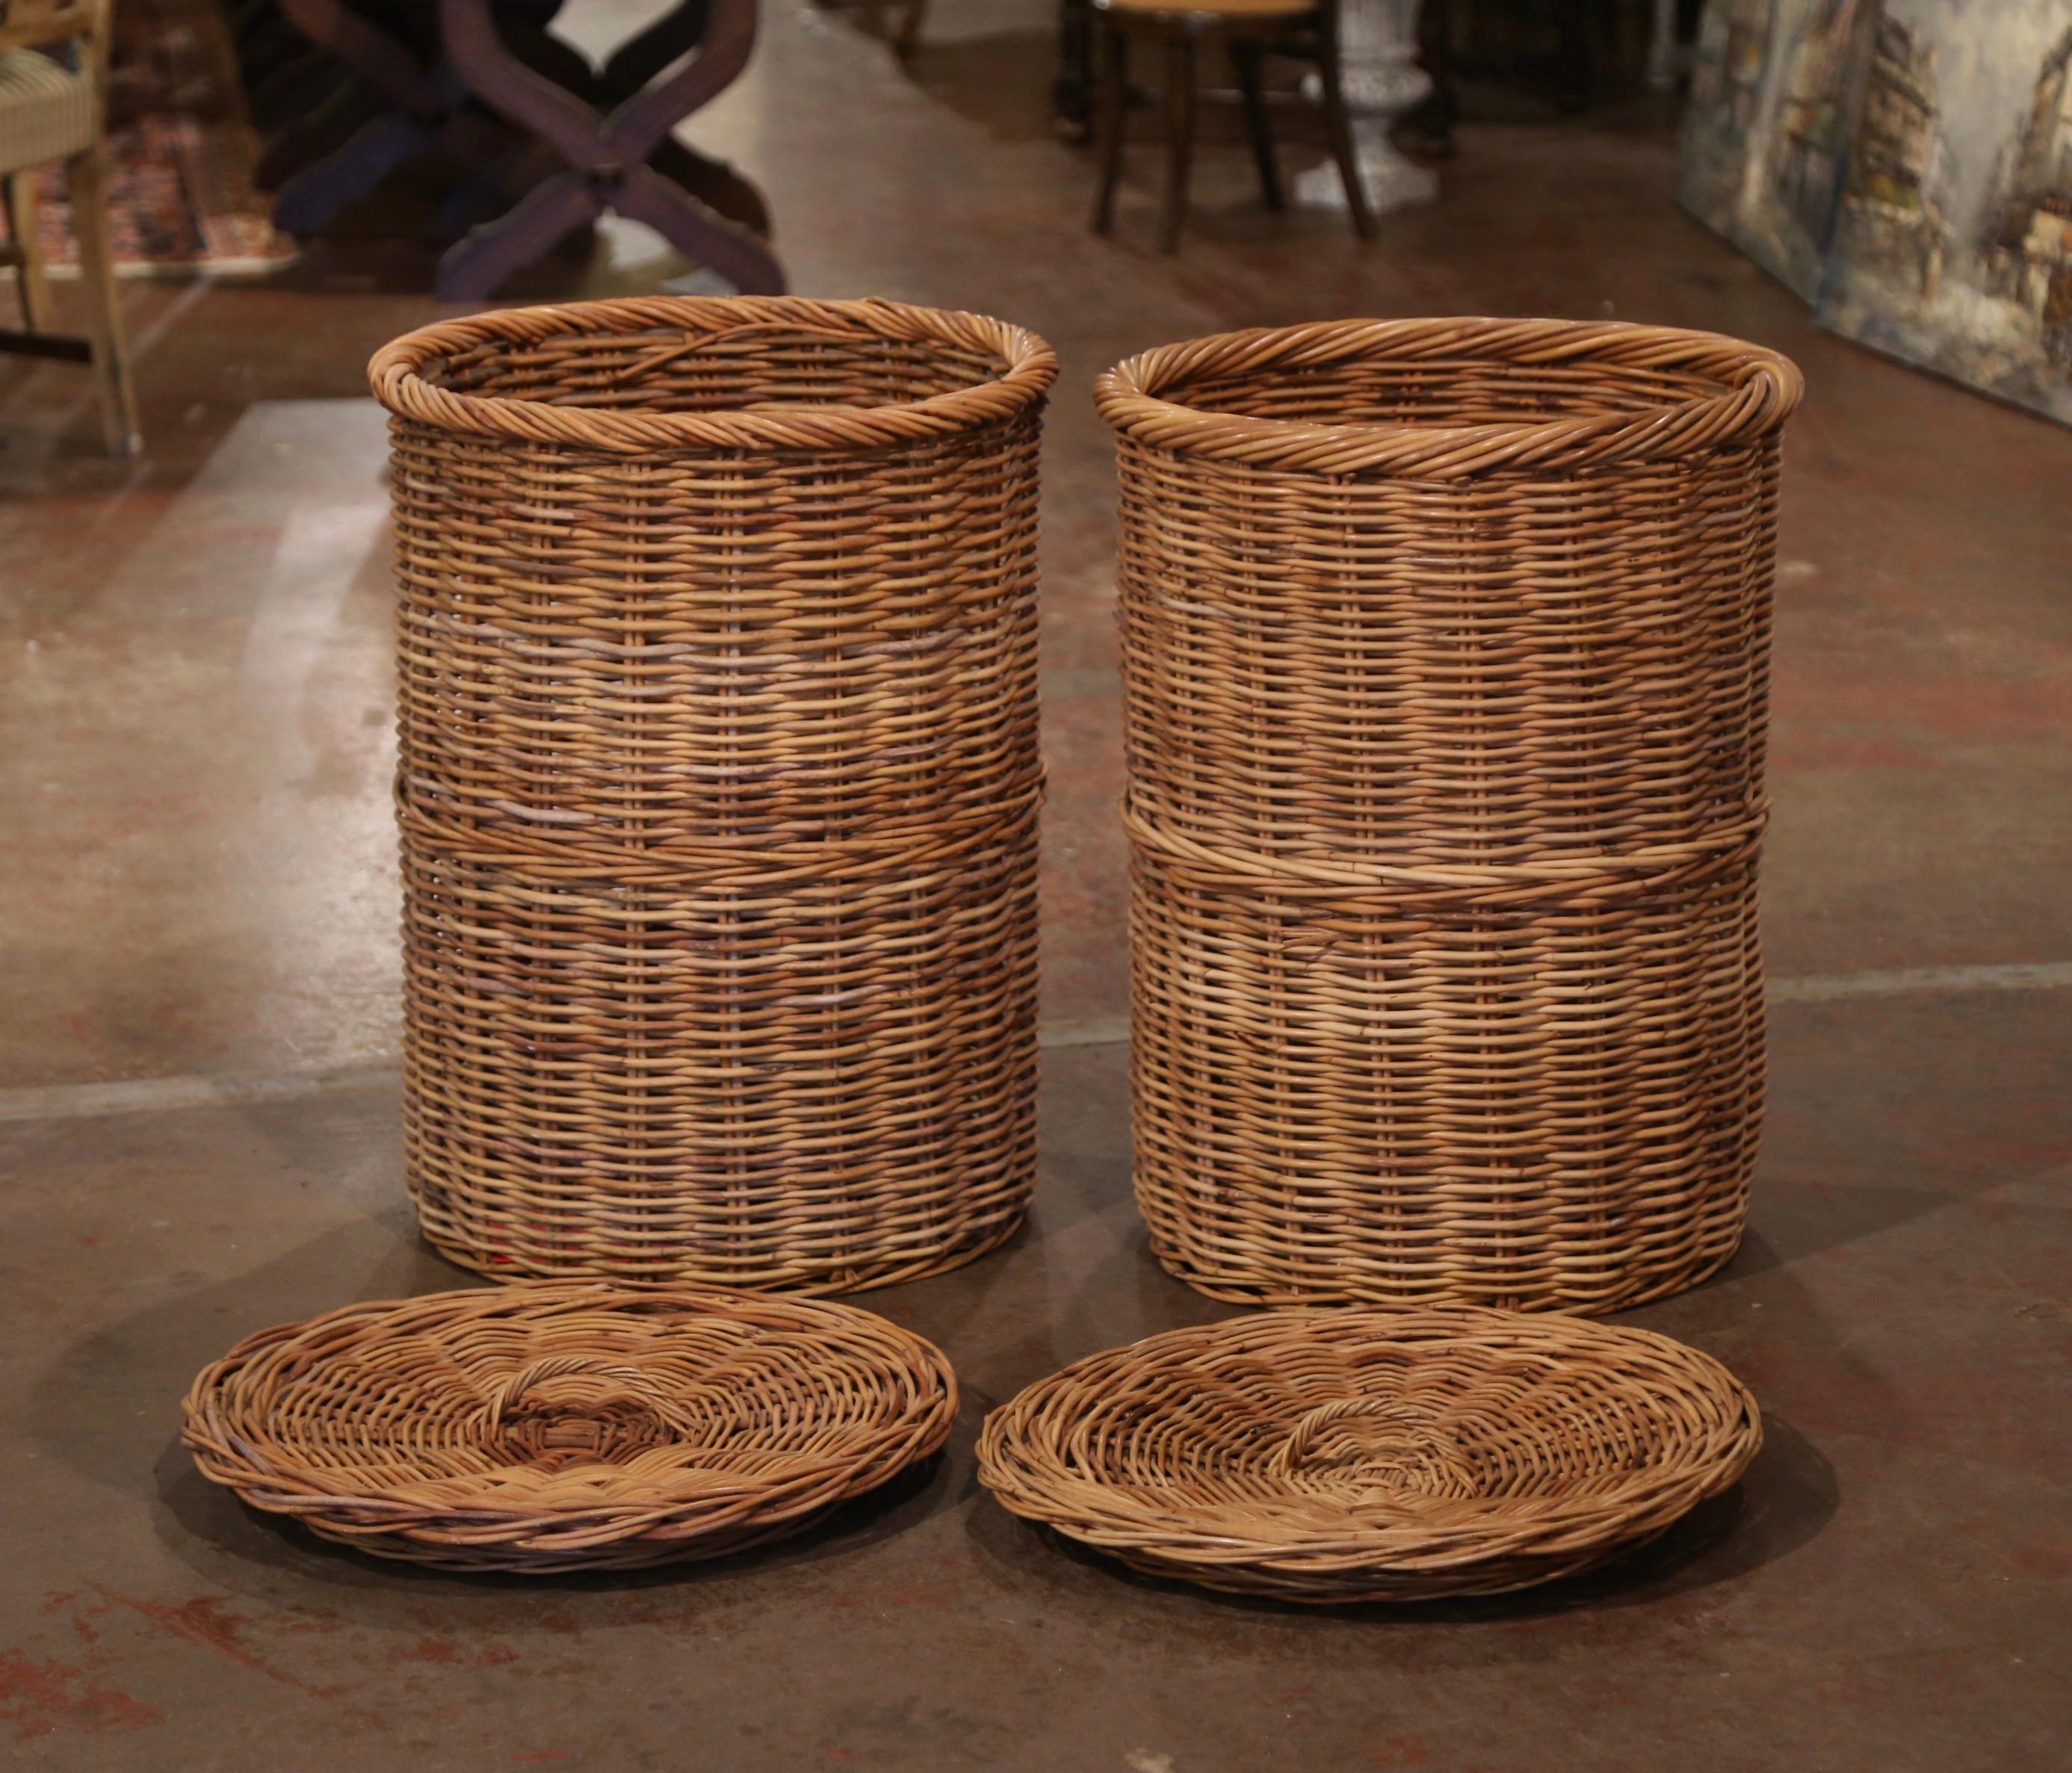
[4,1,2071,1766]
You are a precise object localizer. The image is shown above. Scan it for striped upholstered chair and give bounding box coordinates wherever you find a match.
[1,0,139,454]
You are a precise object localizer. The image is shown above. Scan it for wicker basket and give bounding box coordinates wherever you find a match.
[1098,318,1803,1313]
[977,1306,1761,1603]
[183,1282,958,1572]
[370,297,1057,1292]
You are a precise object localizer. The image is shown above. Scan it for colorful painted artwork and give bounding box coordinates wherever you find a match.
[1680,0,2072,428]
[1677,0,1881,300]
[1817,4,2072,425]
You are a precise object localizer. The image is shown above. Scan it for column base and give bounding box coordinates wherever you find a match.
[1294,138,1438,216]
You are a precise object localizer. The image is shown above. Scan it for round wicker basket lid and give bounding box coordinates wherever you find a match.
[977,1307,1760,1603]
[183,1283,957,1573]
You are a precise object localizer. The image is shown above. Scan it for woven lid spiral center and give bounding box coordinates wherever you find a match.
[1269,1398,1483,1504]
[475,1354,719,1474]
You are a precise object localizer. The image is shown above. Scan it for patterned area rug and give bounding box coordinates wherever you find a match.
[16,0,294,274]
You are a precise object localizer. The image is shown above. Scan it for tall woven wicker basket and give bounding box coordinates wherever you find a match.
[1098,318,1803,1313]
[370,297,1056,1293]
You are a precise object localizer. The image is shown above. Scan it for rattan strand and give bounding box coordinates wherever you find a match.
[977,1305,1760,1602]
[1099,318,1802,1312]
[371,297,1056,1292]
[183,1282,958,1572]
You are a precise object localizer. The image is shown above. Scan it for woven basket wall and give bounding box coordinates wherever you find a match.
[1098,318,1803,1313]
[369,297,1056,1293]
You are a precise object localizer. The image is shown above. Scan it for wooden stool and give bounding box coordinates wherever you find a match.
[0,0,140,454]
[1089,0,1373,253]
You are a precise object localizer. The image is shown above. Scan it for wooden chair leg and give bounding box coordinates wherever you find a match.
[1091,22,1128,235]
[1157,31,1196,253]
[1317,30,1375,241]
[1405,0,1459,160]
[63,147,141,456]
[1231,43,1283,212]
[3,171,55,332]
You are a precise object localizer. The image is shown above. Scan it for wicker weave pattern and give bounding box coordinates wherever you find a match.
[1099,319,1801,1312]
[372,298,1056,1290]
[183,1283,958,1572]
[977,1306,1761,1603]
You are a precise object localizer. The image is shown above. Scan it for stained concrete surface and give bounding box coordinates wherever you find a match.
[2,0,2071,1766]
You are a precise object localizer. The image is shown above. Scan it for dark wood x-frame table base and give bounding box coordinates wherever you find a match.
[269,0,782,300]
[438,0,782,300]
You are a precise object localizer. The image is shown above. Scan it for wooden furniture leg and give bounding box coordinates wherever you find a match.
[0,0,138,452]
[1056,0,1095,139]
[1231,40,1282,211]
[1318,6,1376,240]
[279,0,439,114]
[2,171,54,332]
[63,146,140,455]
[602,0,711,90]
[1157,31,1195,254]
[1554,1,1591,111]
[1091,22,1128,235]
[1405,0,1458,158]
[256,75,386,191]
[267,0,445,235]
[273,108,437,235]
[520,0,770,241]
[1645,0,1678,89]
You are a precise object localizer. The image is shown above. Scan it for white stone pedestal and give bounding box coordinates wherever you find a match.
[1293,0,1437,216]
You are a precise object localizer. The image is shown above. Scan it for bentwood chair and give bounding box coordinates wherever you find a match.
[1089,0,1374,253]
[0,0,140,454]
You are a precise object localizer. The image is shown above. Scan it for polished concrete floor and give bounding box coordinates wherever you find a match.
[3,1,2071,1766]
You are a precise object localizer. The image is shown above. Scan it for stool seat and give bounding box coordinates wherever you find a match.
[0,49,95,176]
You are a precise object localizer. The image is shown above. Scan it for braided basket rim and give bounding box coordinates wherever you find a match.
[368,294,1060,455]
[182,1283,958,1553]
[977,1307,1761,1584]
[1094,316,1804,477]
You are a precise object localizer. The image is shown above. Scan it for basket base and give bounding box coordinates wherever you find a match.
[279,1507,838,1576]
[1081,1520,1682,1605]
[1142,1231,1745,1317]
[419,1211,1028,1297]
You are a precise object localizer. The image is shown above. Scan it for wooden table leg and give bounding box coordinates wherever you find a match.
[504,0,770,237]
[1157,31,1195,255]
[602,0,711,92]
[2,172,55,333]
[276,0,439,116]
[1056,0,1095,140]
[1089,22,1128,235]
[273,111,436,235]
